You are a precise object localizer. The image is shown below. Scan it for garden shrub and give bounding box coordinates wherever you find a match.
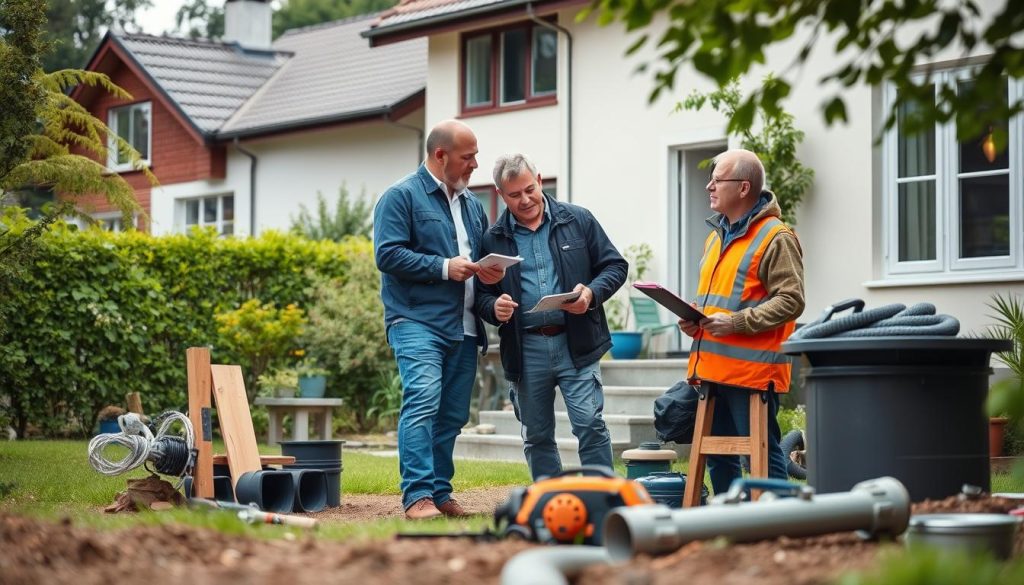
[0,225,373,437]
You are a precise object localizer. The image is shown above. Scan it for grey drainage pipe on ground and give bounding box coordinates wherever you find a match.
[603,476,911,561]
[499,546,612,585]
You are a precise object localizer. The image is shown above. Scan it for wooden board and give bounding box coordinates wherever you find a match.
[212,454,295,466]
[210,364,262,489]
[125,392,144,415]
[186,348,214,499]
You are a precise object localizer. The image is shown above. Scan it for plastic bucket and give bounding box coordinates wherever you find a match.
[286,464,341,507]
[280,440,344,463]
[235,470,296,513]
[286,469,328,513]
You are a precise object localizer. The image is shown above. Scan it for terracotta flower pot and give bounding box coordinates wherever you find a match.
[989,417,1009,458]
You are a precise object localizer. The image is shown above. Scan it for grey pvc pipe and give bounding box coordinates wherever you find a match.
[500,546,612,585]
[603,476,911,561]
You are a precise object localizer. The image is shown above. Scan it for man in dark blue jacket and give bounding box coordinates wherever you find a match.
[475,153,627,480]
[374,120,504,519]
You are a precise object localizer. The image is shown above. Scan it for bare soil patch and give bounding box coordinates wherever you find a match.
[1,490,1021,585]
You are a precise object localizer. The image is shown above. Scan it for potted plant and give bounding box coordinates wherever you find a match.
[607,243,653,359]
[96,405,125,435]
[985,293,1024,460]
[258,368,299,398]
[296,358,329,398]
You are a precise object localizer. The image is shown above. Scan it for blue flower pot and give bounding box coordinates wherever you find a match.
[98,419,120,434]
[610,331,643,359]
[298,375,327,398]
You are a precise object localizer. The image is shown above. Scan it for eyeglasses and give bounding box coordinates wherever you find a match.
[706,176,747,188]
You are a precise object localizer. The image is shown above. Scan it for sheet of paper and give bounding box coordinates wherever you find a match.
[526,291,582,313]
[478,253,524,270]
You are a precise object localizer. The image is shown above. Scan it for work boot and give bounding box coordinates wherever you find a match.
[404,497,442,520]
[436,497,470,518]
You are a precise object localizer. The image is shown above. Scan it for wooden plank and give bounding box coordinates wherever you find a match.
[699,437,754,455]
[186,348,214,499]
[125,392,144,415]
[683,390,714,507]
[212,454,295,466]
[210,364,263,489]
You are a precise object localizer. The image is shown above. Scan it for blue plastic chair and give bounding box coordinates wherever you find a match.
[630,296,676,356]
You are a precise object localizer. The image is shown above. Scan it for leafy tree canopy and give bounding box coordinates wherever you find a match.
[584,0,1024,150]
[41,0,151,72]
[176,0,399,41]
[176,0,225,40]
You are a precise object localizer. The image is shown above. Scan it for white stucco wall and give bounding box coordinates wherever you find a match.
[418,3,1022,335]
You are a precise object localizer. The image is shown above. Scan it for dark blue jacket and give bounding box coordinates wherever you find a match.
[475,195,627,381]
[374,165,489,346]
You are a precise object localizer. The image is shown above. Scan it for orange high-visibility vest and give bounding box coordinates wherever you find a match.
[686,215,795,392]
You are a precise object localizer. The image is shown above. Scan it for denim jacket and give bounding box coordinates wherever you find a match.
[374,165,489,346]
[475,195,627,381]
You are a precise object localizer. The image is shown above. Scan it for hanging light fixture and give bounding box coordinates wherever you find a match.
[982,127,997,163]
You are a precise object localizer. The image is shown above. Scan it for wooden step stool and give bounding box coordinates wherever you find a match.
[683,384,769,507]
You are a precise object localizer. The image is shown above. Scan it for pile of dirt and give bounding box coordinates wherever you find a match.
[1,489,1020,585]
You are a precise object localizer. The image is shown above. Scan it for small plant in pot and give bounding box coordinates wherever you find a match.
[985,293,1024,462]
[296,358,329,398]
[258,368,299,398]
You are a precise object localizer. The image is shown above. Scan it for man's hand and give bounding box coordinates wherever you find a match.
[447,256,480,282]
[700,312,735,337]
[561,284,593,315]
[476,264,506,285]
[678,319,700,337]
[494,293,518,322]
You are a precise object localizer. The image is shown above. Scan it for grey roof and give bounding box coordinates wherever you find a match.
[374,0,509,29]
[117,34,290,134]
[220,14,426,137]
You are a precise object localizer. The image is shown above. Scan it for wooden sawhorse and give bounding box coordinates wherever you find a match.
[683,384,769,506]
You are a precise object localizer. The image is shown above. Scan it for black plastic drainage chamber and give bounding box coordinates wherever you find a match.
[782,336,1011,501]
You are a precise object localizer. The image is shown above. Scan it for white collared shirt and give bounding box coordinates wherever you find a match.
[425,168,476,337]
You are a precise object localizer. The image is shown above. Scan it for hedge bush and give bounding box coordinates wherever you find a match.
[0,224,376,437]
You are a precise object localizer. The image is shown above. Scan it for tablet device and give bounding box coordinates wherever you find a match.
[632,281,707,322]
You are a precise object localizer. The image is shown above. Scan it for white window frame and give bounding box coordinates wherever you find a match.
[92,211,131,233]
[107,101,152,172]
[180,193,234,236]
[882,69,1023,281]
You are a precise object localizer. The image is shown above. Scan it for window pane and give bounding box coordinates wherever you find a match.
[542,179,557,200]
[222,195,234,221]
[464,36,492,107]
[501,29,526,103]
[532,28,557,95]
[475,192,492,223]
[897,181,937,262]
[204,197,217,223]
[132,105,150,160]
[185,200,199,225]
[116,108,131,165]
[958,78,1009,173]
[897,93,934,178]
[959,174,1010,258]
[222,222,233,236]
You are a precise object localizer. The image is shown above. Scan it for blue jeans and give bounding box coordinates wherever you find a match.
[509,332,613,480]
[387,320,476,509]
[706,382,789,495]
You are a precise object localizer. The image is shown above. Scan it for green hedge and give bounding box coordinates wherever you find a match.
[0,225,375,437]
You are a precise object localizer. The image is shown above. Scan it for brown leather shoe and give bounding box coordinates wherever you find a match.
[436,497,470,518]
[404,497,442,520]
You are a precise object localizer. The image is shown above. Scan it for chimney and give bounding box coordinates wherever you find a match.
[223,0,272,50]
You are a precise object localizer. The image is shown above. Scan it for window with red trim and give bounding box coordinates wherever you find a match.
[462,22,557,113]
[475,179,558,224]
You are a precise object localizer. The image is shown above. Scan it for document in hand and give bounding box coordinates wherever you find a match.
[632,282,707,322]
[478,253,524,270]
[525,291,582,313]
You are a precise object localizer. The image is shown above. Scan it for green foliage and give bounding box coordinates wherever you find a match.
[295,358,329,378]
[366,369,402,430]
[606,243,653,331]
[776,404,806,437]
[41,0,151,72]
[290,186,373,241]
[0,228,371,438]
[273,0,399,39]
[302,242,395,431]
[257,368,299,396]
[216,299,307,403]
[985,293,1024,421]
[837,546,1024,585]
[585,0,1023,150]
[175,0,225,41]
[680,79,814,225]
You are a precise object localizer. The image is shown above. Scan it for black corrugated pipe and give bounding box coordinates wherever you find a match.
[527,3,572,202]
[234,137,258,236]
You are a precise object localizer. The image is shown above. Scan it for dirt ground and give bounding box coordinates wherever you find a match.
[2,488,1022,585]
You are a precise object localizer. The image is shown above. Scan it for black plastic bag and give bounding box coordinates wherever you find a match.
[653,381,700,444]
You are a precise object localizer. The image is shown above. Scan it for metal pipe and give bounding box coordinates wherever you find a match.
[234,137,258,236]
[603,476,911,561]
[526,3,572,202]
[500,546,611,585]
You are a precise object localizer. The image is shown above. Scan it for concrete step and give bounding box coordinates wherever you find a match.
[599,358,687,387]
[555,385,666,415]
[479,410,660,444]
[454,432,691,465]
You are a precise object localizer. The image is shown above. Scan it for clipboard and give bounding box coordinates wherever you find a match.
[632,281,707,322]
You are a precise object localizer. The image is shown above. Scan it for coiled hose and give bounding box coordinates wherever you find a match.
[788,298,960,339]
[88,411,195,481]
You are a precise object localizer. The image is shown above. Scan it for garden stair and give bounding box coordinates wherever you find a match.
[454,358,690,464]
